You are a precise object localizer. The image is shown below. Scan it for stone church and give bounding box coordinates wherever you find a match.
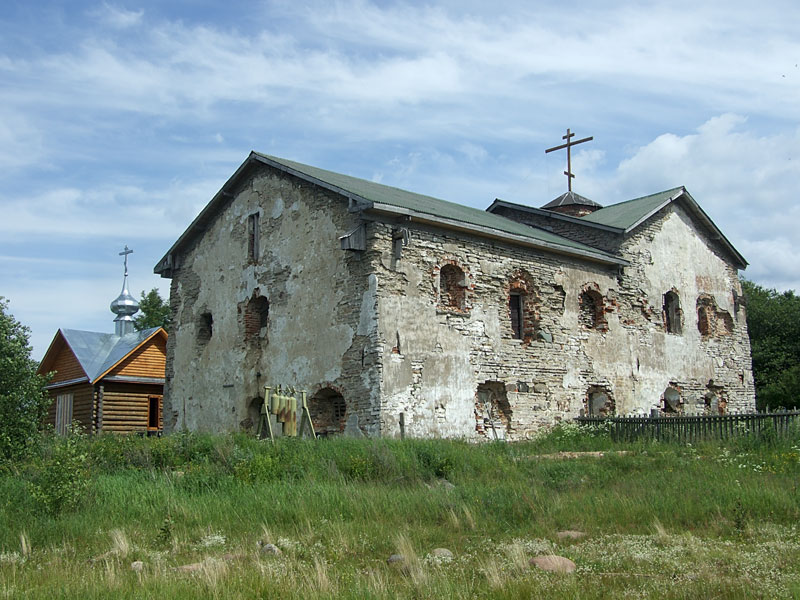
[154,151,755,439]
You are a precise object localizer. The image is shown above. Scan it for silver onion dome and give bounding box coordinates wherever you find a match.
[111,245,139,335]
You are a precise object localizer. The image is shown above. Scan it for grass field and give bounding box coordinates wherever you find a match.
[1,424,799,598]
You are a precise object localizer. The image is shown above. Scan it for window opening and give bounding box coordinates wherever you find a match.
[579,288,606,330]
[247,213,260,263]
[439,264,466,310]
[663,386,681,413]
[663,290,682,334]
[198,312,213,344]
[245,295,270,340]
[308,388,347,436]
[509,293,523,339]
[475,382,512,439]
[586,386,614,417]
[147,396,161,430]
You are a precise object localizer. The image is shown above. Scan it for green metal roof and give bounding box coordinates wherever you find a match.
[254,153,620,261]
[580,187,684,230]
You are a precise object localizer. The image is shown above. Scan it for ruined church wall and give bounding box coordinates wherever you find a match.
[372,204,754,440]
[163,168,381,434]
[603,204,755,414]
[371,221,620,440]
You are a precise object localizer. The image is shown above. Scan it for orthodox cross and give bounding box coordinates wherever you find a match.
[119,245,133,276]
[545,128,593,192]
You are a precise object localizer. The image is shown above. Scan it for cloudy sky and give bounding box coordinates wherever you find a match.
[1,1,798,360]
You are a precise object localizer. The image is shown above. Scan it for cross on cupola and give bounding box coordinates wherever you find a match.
[545,128,593,192]
[110,245,139,336]
[120,245,133,276]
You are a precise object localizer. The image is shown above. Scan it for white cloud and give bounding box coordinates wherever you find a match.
[91,3,144,29]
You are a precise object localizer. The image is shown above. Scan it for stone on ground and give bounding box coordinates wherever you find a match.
[529,555,576,573]
[431,548,454,559]
[556,530,586,540]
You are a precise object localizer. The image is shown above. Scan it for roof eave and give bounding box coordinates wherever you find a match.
[487,199,624,234]
[369,202,628,266]
[155,153,376,277]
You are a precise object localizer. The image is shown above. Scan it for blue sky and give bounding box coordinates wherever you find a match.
[1,0,798,360]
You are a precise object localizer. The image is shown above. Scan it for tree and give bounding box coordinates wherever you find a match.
[0,297,51,461]
[741,279,800,410]
[133,288,171,333]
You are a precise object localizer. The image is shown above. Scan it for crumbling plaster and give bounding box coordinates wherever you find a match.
[371,203,754,440]
[164,169,381,433]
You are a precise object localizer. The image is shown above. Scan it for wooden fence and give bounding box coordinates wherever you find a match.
[574,411,800,443]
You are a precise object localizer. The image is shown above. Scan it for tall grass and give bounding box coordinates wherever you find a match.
[1,426,799,598]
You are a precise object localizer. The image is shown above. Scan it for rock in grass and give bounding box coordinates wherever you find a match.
[174,561,204,573]
[529,555,576,573]
[556,530,586,540]
[258,542,281,556]
[130,560,144,572]
[387,554,405,568]
[431,548,453,559]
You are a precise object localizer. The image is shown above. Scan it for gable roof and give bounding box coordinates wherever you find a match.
[39,327,166,386]
[580,187,747,268]
[579,187,684,229]
[154,152,626,275]
[489,187,747,270]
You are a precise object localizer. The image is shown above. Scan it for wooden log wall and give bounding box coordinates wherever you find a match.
[45,383,95,433]
[101,383,163,433]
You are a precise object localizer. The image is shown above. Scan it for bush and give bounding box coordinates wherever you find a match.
[0,298,51,462]
[28,426,91,515]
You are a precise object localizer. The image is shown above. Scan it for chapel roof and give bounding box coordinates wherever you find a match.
[39,326,165,384]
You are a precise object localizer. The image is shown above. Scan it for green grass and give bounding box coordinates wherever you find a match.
[1,427,799,598]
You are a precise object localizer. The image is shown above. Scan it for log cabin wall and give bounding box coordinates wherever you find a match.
[101,383,163,433]
[45,383,95,433]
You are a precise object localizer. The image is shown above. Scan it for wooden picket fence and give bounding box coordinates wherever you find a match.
[574,411,800,443]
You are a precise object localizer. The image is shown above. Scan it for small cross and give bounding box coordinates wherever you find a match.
[545,128,594,192]
[119,245,133,275]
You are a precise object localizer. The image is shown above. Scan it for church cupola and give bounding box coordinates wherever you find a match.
[541,190,602,217]
[110,245,139,336]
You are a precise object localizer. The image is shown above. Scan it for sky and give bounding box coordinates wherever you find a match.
[0,1,798,361]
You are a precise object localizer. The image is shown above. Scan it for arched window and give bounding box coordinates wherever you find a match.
[439,264,466,311]
[245,294,270,341]
[663,290,682,334]
[579,288,606,330]
[663,386,681,413]
[308,387,347,436]
[507,271,540,341]
[586,386,614,417]
[197,312,213,345]
[509,291,523,339]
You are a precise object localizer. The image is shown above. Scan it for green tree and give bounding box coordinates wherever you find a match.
[0,297,51,461]
[133,288,171,333]
[741,279,800,410]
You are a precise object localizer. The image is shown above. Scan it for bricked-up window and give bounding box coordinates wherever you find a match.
[198,312,213,345]
[697,294,734,337]
[579,288,606,330]
[663,290,682,334]
[309,388,347,436]
[245,295,270,341]
[586,386,614,417]
[440,264,466,310]
[509,293,523,339]
[247,212,260,263]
